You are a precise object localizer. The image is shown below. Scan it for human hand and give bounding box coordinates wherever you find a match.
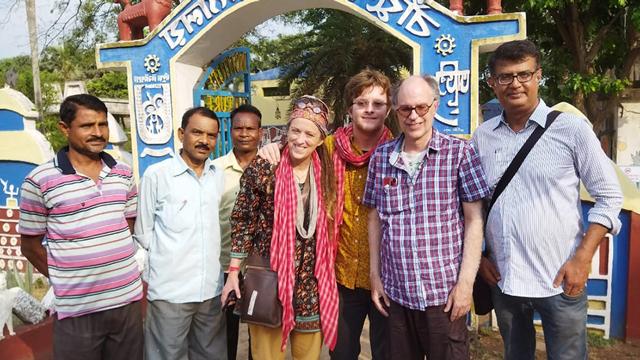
[478,256,501,287]
[553,254,590,296]
[444,281,472,321]
[258,143,281,165]
[370,273,390,317]
[221,271,241,309]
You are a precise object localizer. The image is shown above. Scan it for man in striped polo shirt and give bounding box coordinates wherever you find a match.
[19,94,143,359]
[474,40,623,360]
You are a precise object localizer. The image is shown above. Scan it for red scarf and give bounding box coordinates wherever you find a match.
[270,146,339,351]
[332,124,391,242]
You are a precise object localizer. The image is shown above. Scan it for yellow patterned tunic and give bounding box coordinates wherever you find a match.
[326,135,373,290]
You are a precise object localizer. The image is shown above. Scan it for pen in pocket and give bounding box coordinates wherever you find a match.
[178,199,187,211]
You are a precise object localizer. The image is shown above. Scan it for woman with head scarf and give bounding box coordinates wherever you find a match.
[221,95,338,359]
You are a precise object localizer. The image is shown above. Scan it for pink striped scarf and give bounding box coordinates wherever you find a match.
[332,125,391,242]
[270,146,339,351]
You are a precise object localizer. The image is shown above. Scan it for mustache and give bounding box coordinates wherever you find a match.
[87,137,106,142]
[195,144,210,150]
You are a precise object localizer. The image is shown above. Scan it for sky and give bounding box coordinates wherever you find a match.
[0,0,78,59]
[0,1,303,60]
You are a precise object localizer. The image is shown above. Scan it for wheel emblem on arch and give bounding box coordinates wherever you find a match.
[434,34,456,56]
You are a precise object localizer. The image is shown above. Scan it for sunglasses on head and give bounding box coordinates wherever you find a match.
[295,95,329,117]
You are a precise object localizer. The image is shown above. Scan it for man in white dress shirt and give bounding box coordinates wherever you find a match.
[473,40,623,360]
[135,107,226,360]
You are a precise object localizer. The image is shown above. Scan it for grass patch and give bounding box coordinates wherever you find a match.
[588,330,617,348]
[478,326,494,337]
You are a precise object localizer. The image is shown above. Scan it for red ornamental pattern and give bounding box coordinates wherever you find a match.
[0,207,35,273]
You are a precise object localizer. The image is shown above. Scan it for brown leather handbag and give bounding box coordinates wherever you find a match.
[239,254,282,328]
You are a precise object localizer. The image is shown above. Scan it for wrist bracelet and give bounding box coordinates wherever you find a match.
[228,266,240,272]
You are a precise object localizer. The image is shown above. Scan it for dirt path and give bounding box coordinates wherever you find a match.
[235,321,640,359]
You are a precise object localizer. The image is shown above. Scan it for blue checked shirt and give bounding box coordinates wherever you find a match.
[363,130,490,310]
[472,99,623,298]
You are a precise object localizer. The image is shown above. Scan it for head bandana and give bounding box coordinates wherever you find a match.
[289,95,330,137]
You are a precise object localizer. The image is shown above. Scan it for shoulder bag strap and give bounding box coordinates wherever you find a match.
[486,110,561,216]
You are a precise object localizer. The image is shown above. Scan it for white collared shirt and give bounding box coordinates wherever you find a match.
[472,99,623,298]
[134,154,224,302]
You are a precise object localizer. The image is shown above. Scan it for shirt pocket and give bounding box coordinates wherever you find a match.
[158,199,190,233]
[381,181,410,215]
[489,147,512,188]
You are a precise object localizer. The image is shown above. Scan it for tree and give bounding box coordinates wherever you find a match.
[40,41,96,81]
[234,32,309,73]
[26,0,42,121]
[86,71,128,99]
[40,0,119,50]
[237,9,412,127]
[499,0,640,155]
[435,0,639,154]
[0,56,34,99]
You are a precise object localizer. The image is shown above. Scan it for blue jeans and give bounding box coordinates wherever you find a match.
[491,286,587,360]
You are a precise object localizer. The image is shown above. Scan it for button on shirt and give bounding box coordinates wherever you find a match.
[472,100,623,298]
[212,150,244,270]
[335,162,371,290]
[19,148,142,319]
[135,154,224,302]
[363,130,490,310]
[325,135,374,290]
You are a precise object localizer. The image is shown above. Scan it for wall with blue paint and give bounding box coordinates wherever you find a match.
[0,110,25,131]
[581,202,630,339]
[0,161,34,207]
[97,0,525,178]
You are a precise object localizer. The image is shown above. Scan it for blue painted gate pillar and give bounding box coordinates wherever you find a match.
[97,0,525,179]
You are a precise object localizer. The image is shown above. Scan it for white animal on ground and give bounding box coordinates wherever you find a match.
[0,272,21,339]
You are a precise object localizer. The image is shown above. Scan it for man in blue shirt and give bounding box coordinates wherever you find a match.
[473,40,623,360]
[135,107,226,360]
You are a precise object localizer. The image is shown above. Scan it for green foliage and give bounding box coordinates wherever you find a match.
[492,0,640,138]
[0,56,35,100]
[563,74,630,98]
[632,6,640,28]
[41,42,97,81]
[38,114,68,152]
[0,1,132,150]
[87,71,129,99]
[51,0,119,49]
[5,265,38,296]
[237,9,412,125]
[235,33,309,73]
[508,0,639,96]
[1,55,114,152]
[587,330,618,348]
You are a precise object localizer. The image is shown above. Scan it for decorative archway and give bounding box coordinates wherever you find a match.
[193,47,252,157]
[97,0,525,178]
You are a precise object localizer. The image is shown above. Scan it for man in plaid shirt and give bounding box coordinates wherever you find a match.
[363,75,490,359]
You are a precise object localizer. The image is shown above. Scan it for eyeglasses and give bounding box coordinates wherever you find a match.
[493,69,539,85]
[395,100,436,118]
[352,99,388,110]
[295,95,329,117]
